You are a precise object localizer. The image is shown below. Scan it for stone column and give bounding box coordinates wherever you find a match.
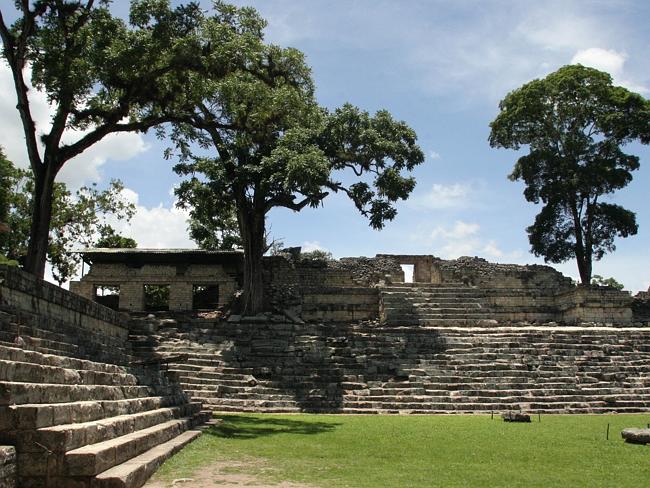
[119,282,144,311]
[170,282,193,311]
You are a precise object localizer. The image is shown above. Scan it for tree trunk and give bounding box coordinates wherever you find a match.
[576,254,592,285]
[24,167,56,278]
[238,207,266,315]
[570,202,592,286]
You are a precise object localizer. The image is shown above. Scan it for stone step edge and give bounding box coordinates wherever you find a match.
[0,344,128,374]
[65,416,199,476]
[1,395,186,430]
[32,402,203,453]
[90,429,202,487]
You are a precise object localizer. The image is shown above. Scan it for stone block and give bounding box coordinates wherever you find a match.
[621,428,650,444]
[0,446,16,488]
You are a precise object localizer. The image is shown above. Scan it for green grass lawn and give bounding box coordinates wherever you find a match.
[152,413,650,487]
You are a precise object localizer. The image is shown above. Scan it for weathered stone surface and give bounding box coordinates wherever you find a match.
[502,411,531,422]
[621,428,650,444]
[0,446,16,488]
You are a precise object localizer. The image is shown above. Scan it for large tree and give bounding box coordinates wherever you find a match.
[172,40,424,314]
[489,65,650,284]
[0,153,136,284]
[0,0,262,277]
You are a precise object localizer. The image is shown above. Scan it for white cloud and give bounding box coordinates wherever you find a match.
[430,221,479,241]
[107,189,193,248]
[410,220,524,262]
[571,48,625,77]
[429,150,441,160]
[302,240,328,253]
[571,47,649,94]
[0,64,149,188]
[119,187,140,205]
[410,183,472,210]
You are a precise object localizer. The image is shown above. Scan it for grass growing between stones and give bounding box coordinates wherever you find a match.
[151,413,650,487]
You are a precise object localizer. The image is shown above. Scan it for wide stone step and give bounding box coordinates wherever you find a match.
[0,359,138,386]
[65,415,201,476]
[206,396,300,407]
[210,404,302,413]
[0,382,153,406]
[186,358,223,367]
[22,403,202,454]
[92,429,202,488]
[343,392,650,404]
[0,396,183,431]
[0,345,128,375]
[174,372,252,382]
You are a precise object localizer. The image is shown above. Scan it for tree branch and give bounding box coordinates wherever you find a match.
[266,192,329,213]
[0,7,43,174]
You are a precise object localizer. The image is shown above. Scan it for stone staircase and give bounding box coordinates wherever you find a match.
[380,283,494,326]
[0,306,210,487]
[129,315,304,413]
[340,327,650,414]
[129,314,650,415]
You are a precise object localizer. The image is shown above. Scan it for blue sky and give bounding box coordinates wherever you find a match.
[1,1,649,291]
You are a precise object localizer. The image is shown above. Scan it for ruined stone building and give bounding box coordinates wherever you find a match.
[0,249,649,487]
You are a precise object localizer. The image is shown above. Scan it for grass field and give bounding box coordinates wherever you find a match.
[151,413,650,487]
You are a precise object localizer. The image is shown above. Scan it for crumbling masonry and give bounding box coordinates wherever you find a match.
[0,250,649,487]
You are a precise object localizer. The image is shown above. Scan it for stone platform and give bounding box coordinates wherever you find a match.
[131,314,650,415]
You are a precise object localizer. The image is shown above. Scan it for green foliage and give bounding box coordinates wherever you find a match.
[489,65,650,284]
[152,413,650,488]
[0,152,135,284]
[0,148,12,226]
[175,179,241,251]
[0,0,263,275]
[0,254,18,266]
[171,25,424,311]
[591,275,625,290]
[144,284,170,311]
[94,227,137,249]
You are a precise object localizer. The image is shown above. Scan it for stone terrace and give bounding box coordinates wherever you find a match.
[131,315,650,415]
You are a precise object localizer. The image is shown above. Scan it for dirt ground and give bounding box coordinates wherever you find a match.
[145,460,314,488]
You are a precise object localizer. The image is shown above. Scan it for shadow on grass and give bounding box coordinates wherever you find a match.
[206,414,341,440]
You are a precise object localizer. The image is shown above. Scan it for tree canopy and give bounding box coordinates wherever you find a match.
[0,0,264,277]
[171,38,424,313]
[489,65,650,284]
[0,152,136,284]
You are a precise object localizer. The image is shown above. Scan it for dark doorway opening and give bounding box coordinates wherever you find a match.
[400,264,414,283]
[193,284,219,310]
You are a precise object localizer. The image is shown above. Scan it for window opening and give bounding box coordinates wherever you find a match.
[144,284,170,311]
[94,285,120,310]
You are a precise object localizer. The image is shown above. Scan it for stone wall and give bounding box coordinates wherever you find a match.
[483,288,560,323]
[71,262,239,312]
[0,265,131,364]
[557,286,634,325]
[0,446,16,488]
[301,287,379,322]
[263,255,399,321]
[438,256,573,289]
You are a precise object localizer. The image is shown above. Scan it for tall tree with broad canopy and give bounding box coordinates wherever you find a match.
[172,38,425,314]
[0,0,264,277]
[489,65,650,285]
